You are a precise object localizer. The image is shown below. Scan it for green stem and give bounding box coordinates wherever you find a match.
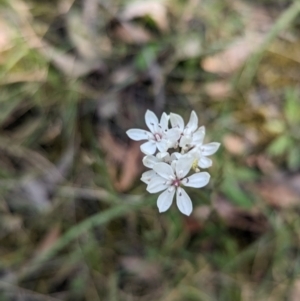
[238,0,300,88]
[19,195,156,281]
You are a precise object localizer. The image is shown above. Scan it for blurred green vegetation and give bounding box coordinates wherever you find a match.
[1,0,300,300]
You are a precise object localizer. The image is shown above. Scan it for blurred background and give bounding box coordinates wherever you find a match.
[1,0,300,300]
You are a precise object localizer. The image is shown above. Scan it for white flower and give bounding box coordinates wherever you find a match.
[141,152,180,184]
[172,125,220,169]
[126,109,219,216]
[170,111,206,152]
[141,153,166,184]
[126,110,179,155]
[146,156,210,216]
[197,142,220,168]
[142,151,180,168]
[143,153,168,168]
[141,170,157,184]
[190,130,220,169]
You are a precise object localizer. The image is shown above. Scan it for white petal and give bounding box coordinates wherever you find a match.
[156,152,171,163]
[141,170,157,184]
[156,152,168,159]
[126,129,151,141]
[182,172,210,188]
[192,126,205,145]
[157,187,175,213]
[141,141,157,155]
[170,113,184,132]
[198,156,212,168]
[179,134,192,148]
[201,142,220,156]
[185,111,198,133]
[175,156,194,179]
[156,140,168,152]
[145,110,159,133]
[153,162,175,179]
[166,128,181,142]
[146,177,169,193]
[171,160,177,171]
[142,155,160,168]
[160,112,169,132]
[170,152,182,161]
[176,187,193,216]
[153,122,161,134]
[188,148,199,160]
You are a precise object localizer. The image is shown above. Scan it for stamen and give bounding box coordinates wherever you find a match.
[172,178,181,187]
[154,133,161,141]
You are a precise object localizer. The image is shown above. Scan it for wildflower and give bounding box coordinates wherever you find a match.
[170,111,206,152]
[190,132,220,169]
[141,152,179,184]
[126,109,220,215]
[146,157,210,216]
[126,110,179,155]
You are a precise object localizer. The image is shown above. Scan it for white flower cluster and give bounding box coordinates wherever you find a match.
[126,110,220,216]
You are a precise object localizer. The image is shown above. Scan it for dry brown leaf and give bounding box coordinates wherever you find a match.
[66,10,99,61]
[120,256,162,281]
[230,0,272,32]
[290,175,300,195]
[99,130,127,162]
[114,142,142,192]
[40,41,104,77]
[176,36,202,60]
[213,196,268,233]
[223,134,246,155]
[99,130,143,191]
[0,19,14,52]
[113,22,153,44]
[291,280,300,301]
[246,154,276,174]
[185,205,212,233]
[12,0,106,77]
[202,34,265,74]
[204,81,232,99]
[97,91,120,120]
[257,181,300,208]
[0,69,48,84]
[269,40,300,64]
[35,224,61,253]
[41,120,63,144]
[14,10,104,77]
[111,66,136,85]
[58,0,76,14]
[120,1,169,32]
[1,214,23,233]
[193,205,211,221]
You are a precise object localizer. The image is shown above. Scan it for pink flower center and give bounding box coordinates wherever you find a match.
[172,178,181,187]
[154,133,162,141]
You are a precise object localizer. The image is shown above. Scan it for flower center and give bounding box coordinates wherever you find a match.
[172,178,181,187]
[154,133,162,141]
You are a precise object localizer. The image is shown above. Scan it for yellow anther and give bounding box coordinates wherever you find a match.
[192,159,199,172]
